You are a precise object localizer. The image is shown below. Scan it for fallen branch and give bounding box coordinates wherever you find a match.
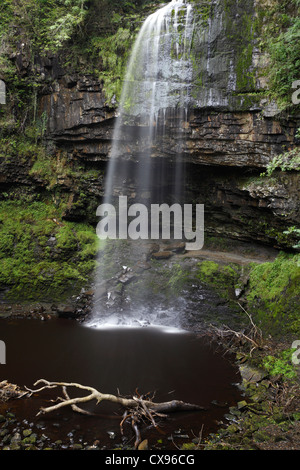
[0,380,29,401]
[26,379,205,415]
[26,379,206,448]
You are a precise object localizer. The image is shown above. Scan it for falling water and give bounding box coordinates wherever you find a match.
[87,0,195,329]
[105,0,194,203]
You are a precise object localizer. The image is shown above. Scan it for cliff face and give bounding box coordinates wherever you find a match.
[41,77,296,168]
[33,0,299,250]
[41,0,298,165]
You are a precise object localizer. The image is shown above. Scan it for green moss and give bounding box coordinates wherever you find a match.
[263,349,298,381]
[166,263,190,292]
[224,3,257,93]
[181,443,197,450]
[0,0,89,54]
[246,253,300,335]
[90,26,134,102]
[0,200,99,301]
[256,0,300,109]
[190,0,211,27]
[196,260,241,300]
[0,135,46,163]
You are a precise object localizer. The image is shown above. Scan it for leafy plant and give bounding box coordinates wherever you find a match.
[260,147,300,177]
[283,227,300,251]
[263,349,298,381]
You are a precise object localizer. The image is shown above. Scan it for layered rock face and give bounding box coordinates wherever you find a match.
[37,0,299,249]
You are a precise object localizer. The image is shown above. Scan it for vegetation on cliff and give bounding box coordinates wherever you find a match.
[258,0,300,109]
[246,253,300,337]
[0,199,99,300]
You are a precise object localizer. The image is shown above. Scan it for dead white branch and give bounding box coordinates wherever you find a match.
[26,379,206,416]
[26,379,206,449]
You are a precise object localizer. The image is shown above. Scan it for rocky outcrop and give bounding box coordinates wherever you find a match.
[38,0,299,166]
[39,75,116,161]
[32,0,299,249]
[40,77,298,167]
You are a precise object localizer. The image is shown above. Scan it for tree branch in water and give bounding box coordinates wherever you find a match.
[26,379,207,448]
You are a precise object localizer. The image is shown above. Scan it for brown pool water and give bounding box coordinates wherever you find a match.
[0,318,243,450]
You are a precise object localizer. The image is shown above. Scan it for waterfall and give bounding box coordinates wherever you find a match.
[87,0,195,329]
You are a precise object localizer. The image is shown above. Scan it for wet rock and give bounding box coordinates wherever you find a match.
[94,285,108,301]
[133,260,151,272]
[2,434,11,445]
[10,442,21,450]
[118,271,136,284]
[239,364,267,385]
[237,401,248,410]
[146,243,160,260]
[10,432,21,444]
[151,251,174,260]
[138,439,148,450]
[84,290,95,297]
[22,433,37,445]
[0,429,9,438]
[57,305,77,319]
[211,400,228,408]
[163,242,186,253]
[72,443,83,450]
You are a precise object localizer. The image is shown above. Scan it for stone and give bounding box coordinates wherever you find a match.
[94,286,107,301]
[57,305,77,319]
[133,260,151,272]
[118,272,136,284]
[239,364,267,385]
[72,443,83,450]
[262,100,281,118]
[138,439,148,450]
[10,432,21,444]
[22,433,37,445]
[151,251,174,260]
[163,242,186,254]
[237,400,248,410]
